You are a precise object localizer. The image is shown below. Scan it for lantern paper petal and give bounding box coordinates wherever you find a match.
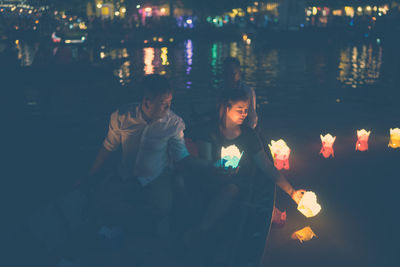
[268,140,291,170]
[297,191,321,218]
[221,145,243,169]
[356,129,371,151]
[291,226,318,243]
[389,128,400,149]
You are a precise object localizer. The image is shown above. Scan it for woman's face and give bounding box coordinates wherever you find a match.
[226,100,249,125]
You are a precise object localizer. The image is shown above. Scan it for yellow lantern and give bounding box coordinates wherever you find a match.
[356,129,371,151]
[268,139,290,170]
[389,128,400,149]
[320,134,336,158]
[291,226,318,243]
[297,191,321,218]
[221,145,243,169]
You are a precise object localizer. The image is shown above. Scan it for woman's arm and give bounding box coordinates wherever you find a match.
[253,150,304,204]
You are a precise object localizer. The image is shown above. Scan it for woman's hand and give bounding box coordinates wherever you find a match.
[213,160,239,177]
[291,189,306,205]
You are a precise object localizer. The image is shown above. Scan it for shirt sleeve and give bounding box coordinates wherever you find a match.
[103,111,121,152]
[168,118,190,162]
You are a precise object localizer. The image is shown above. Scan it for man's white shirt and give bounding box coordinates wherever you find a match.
[103,103,189,186]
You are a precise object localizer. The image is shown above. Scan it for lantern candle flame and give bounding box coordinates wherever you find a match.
[389,128,400,149]
[268,139,290,170]
[297,191,321,218]
[356,129,371,151]
[221,145,243,169]
[320,134,336,158]
[291,226,318,243]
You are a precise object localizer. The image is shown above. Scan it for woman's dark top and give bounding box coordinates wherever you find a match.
[196,119,264,189]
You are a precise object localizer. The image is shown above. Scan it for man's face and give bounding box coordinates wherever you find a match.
[144,93,173,120]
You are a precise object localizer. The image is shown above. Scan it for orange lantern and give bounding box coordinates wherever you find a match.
[355,129,371,151]
[291,226,318,243]
[268,140,290,170]
[320,134,336,158]
[389,128,400,149]
[297,191,321,218]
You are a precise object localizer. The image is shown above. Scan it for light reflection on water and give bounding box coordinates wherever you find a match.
[337,44,382,88]
[143,47,155,75]
[106,42,383,105]
[16,40,384,91]
[14,40,396,126]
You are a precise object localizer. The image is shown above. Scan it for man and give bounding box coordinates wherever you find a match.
[88,74,190,245]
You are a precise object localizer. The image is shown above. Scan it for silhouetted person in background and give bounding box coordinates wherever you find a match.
[222,57,258,129]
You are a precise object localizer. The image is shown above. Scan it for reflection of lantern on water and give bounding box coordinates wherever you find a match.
[297,191,321,218]
[268,140,290,170]
[356,129,371,151]
[389,128,400,149]
[291,226,318,243]
[221,145,243,169]
[320,134,336,158]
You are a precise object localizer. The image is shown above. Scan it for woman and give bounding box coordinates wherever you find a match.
[189,89,304,266]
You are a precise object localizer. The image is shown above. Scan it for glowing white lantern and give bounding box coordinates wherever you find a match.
[268,139,290,170]
[297,191,321,218]
[291,226,318,243]
[356,129,371,151]
[320,134,336,158]
[221,145,243,169]
[389,128,400,149]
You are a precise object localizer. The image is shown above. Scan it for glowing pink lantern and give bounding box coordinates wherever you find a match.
[268,140,290,170]
[320,134,336,158]
[356,129,371,151]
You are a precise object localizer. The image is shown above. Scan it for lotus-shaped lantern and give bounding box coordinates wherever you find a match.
[356,129,371,151]
[320,134,336,158]
[291,226,318,243]
[268,139,290,170]
[297,191,321,218]
[389,128,400,149]
[221,145,243,169]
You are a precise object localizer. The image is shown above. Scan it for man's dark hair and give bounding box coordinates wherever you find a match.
[140,74,173,100]
[223,57,241,69]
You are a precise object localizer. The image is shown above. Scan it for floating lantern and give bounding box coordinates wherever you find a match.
[272,207,286,227]
[291,226,317,243]
[268,140,290,170]
[320,134,336,158]
[297,191,321,218]
[389,128,400,149]
[221,145,243,169]
[356,129,371,151]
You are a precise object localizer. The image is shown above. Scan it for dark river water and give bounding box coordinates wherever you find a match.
[2,38,400,266]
